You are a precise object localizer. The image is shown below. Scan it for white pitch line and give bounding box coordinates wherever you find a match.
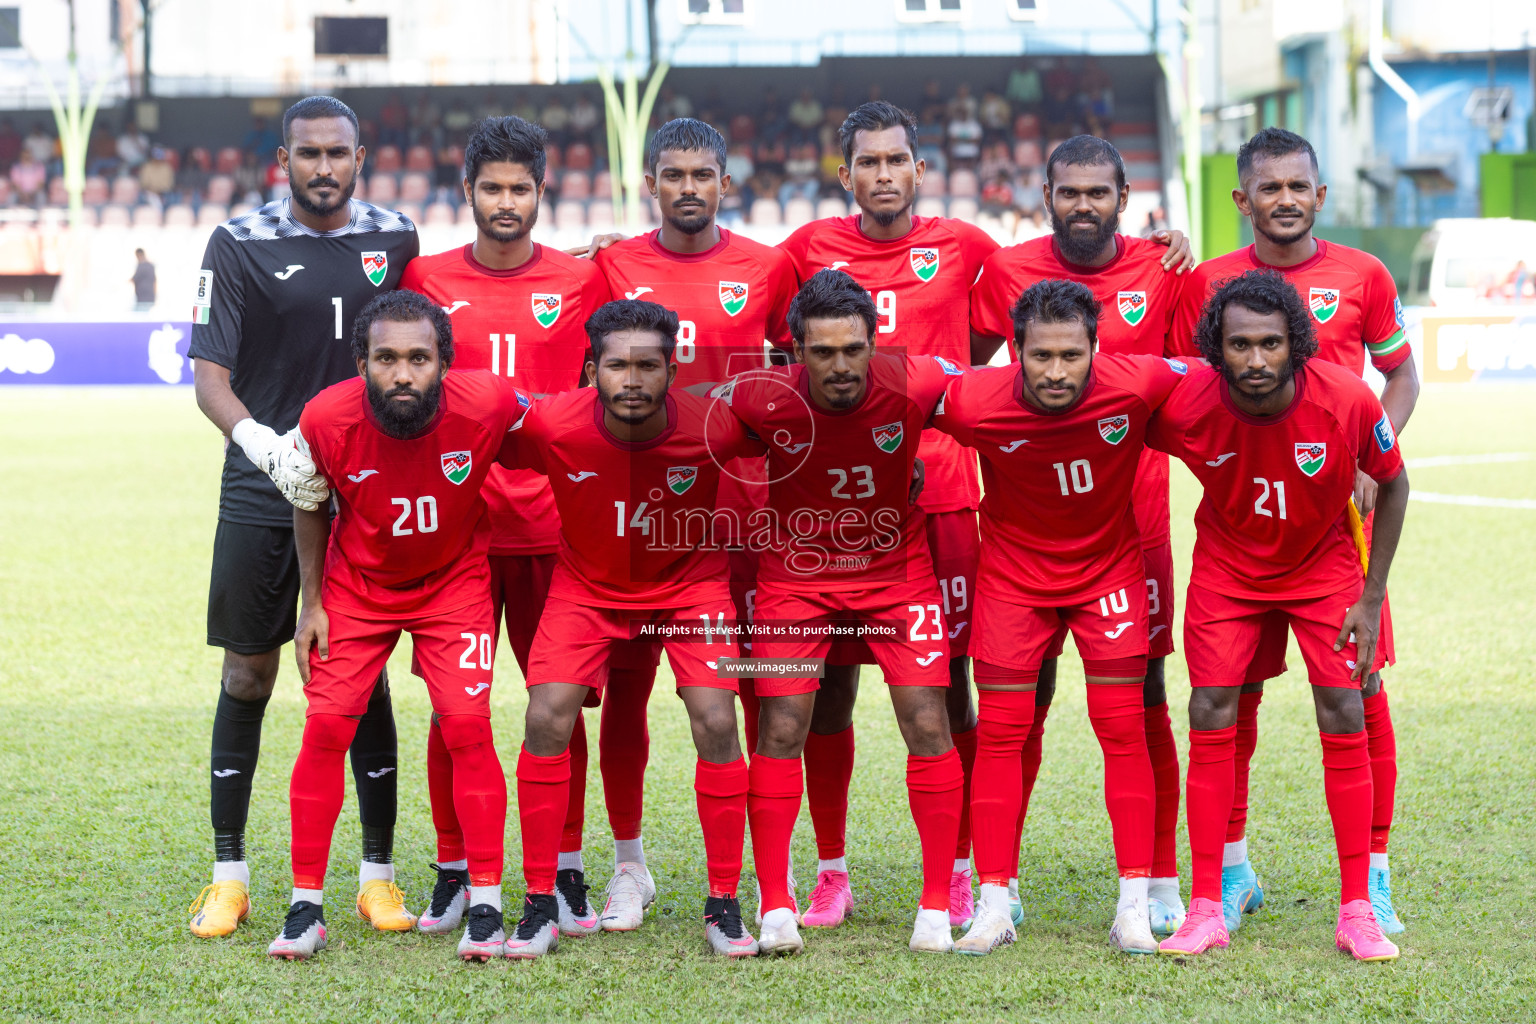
[1404,452,1533,469]
[1410,491,1536,509]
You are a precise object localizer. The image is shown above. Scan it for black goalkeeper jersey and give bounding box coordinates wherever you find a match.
[188,197,419,527]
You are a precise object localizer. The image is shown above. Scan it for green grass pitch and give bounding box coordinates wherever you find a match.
[2,383,1534,1023]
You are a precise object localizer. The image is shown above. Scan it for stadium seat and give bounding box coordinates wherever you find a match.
[215,147,242,174]
[565,143,594,171]
[163,204,196,228]
[914,197,947,219]
[394,202,423,224]
[0,179,13,205]
[917,171,947,198]
[587,201,615,232]
[1013,140,1043,168]
[197,203,229,226]
[98,205,132,228]
[82,176,109,205]
[373,146,403,174]
[783,197,815,228]
[948,197,979,222]
[592,170,613,200]
[48,178,68,206]
[399,172,432,203]
[131,204,162,228]
[110,177,141,206]
[555,200,587,232]
[749,198,783,226]
[456,203,476,228]
[423,202,455,227]
[405,146,435,173]
[63,206,96,227]
[816,197,851,220]
[948,169,979,198]
[368,175,399,205]
[544,145,562,172]
[1013,113,1041,140]
[205,176,235,205]
[561,170,591,201]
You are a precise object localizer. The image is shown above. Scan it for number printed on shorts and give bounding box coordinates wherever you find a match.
[1145,577,1161,616]
[391,496,439,536]
[907,603,944,641]
[1097,588,1130,617]
[458,632,493,670]
[828,465,875,499]
[1253,478,1288,519]
[938,575,968,615]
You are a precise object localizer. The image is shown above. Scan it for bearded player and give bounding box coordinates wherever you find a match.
[273,291,521,962]
[589,117,799,926]
[1150,269,1409,962]
[398,115,613,938]
[706,271,967,955]
[1169,128,1420,936]
[497,299,763,958]
[968,135,1194,934]
[930,279,1187,956]
[187,95,418,938]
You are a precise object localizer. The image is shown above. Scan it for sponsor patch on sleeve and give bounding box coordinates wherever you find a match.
[1165,357,1188,374]
[1373,413,1396,453]
[934,355,964,375]
[192,269,214,324]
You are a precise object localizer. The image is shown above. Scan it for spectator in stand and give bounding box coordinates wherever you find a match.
[1042,77,1081,139]
[116,122,150,172]
[657,85,694,123]
[755,134,787,178]
[947,104,983,167]
[778,141,820,206]
[787,88,824,143]
[947,82,979,124]
[413,93,444,148]
[509,91,540,125]
[980,89,1012,144]
[131,248,156,310]
[758,86,787,145]
[726,143,755,187]
[86,127,118,177]
[977,140,1016,187]
[920,78,948,127]
[569,92,600,145]
[1080,58,1114,136]
[1139,206,1170,239]
[435,144,460,192]
[263,157,287,201]
[540,92,571,144]
[178,147,212,205]
[729,111,756,145]
[979,171,1016,216]
[443,99,475,136]
[24,123,56,165]
[0,119,20,168]
[1007,63,1043,108]
[8,149,46,204]
[234,151,263,205]
[818,140,843,194]
[241,117,281,158]
[378,96,409,149]
[139,146,176,201]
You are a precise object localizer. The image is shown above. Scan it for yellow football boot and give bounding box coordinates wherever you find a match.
[357,879,418,931]
[189,881,251,937]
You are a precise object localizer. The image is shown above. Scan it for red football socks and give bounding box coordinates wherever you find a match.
[803,724,855,861]
[951,724,978,861]
[425,716,465,863]
[695,757,748,897]
[289,713,360,890]
[1363,687,1397,854]
[1186,725,1238,903]
[747,754,803,913]
[599,666,655,841]
[1227,690,1264,842]
[907,749,964,910]
[1014,702,1051,870]
[562,712,587,854]
[972,688,1034,886]
[437,715,507,888]
[1086,683,1154,879]
[1321,730,1373,903]
[516,745,570,895]
[1144,701,1181,878]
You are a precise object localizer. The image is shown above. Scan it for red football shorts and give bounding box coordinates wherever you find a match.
[1184,582,1386,690]
[752,577,953,696]
[526,595,739,694]
[925,508,979,658]
[1141,540,1176,660]
[729,545,760,656]
[307,595,495,718]
[972,580,1150,679]
[490,552,557,677]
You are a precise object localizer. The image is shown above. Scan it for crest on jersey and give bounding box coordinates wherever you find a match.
[909,248,940,282]
[1308,286,1340,324]
[531,293,562,328]
[872,421,904,453]
[1294,442,1327,477]
[667,466,698,496]
[441,451,473,485]
[361,251,388,287]
[1117,291,1147,327]
[719,281,749,317]
[1097,415,1130,445]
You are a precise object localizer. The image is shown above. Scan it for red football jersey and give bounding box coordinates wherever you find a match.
[1168,240,1411,377]
[299,370,528,616]
[778,215,1000,514]
[497,387,764,609]
[1146,360,1405,601]
[400,243,611,556]
[930,353,1187,605]
[715,353,956,590]
[969,233,1189,550]
[594,229,798,385]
